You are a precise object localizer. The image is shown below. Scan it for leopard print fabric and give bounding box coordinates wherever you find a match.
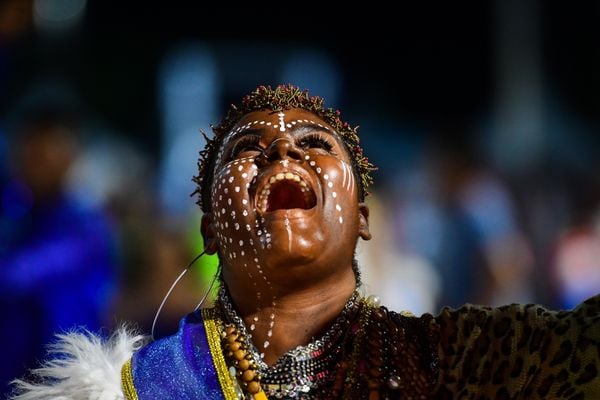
[433,294,600,399]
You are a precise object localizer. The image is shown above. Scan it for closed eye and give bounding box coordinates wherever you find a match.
[296,133,333,152]
[230,135,262,159]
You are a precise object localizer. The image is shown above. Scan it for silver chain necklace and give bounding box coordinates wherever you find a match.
[217,286,362,398]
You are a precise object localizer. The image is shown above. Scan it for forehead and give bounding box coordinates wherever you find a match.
[222,109,338,145]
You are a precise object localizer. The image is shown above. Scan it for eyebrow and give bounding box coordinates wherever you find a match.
[225,122,336,145]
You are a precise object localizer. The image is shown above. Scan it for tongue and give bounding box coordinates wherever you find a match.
[267,181,308,211]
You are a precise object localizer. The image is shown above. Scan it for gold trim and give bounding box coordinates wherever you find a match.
[202,308,238,400]
[121,358,139,400]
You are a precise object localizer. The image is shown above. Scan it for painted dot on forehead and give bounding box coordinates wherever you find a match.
[235,186,240,192]
[238,165,243,171]
[328,182,333,188]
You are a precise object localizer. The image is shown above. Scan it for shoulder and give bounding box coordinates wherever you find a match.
[9,327,146,400]
[433,294,600,399]
[125,308,232,400]
[435,294,600,343]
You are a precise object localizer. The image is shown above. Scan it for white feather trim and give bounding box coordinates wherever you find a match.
[9,327,147,400]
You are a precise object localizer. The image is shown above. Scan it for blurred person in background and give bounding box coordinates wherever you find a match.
[550,175,600,309]
[0,94,118,397]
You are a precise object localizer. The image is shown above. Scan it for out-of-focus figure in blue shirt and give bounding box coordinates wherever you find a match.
[0,98,118,397]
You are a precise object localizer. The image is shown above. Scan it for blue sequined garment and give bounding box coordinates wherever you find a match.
[124,309,234,400]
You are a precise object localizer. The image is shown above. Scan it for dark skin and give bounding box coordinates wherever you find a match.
[202,109,371,365]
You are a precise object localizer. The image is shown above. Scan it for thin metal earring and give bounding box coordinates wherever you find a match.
[151,250,206,340]
[194,263,221,311]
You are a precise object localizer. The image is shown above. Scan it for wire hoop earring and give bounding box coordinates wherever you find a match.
[194,263,221,311]
[151,251,206,340]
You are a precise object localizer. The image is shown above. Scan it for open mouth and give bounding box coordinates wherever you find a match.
[257,172,317,213]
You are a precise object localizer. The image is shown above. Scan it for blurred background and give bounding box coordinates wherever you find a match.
[2,0,600,394]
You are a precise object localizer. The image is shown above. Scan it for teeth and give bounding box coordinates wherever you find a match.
[257,171,311,211]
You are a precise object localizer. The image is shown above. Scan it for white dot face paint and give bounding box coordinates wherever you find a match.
[209,109,360,354]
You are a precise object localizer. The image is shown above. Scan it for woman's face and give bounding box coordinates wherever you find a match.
[205,108,370,289]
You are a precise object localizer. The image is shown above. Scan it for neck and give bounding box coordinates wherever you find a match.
[223,267,357,365]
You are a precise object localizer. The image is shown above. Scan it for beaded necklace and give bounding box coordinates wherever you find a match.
[216,287,439,399]
[218,286,362,399]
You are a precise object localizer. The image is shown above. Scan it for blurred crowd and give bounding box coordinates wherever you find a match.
[2,0,600,397]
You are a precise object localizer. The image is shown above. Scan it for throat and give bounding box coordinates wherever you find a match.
[218,286,362,366]
[217,287,365,398]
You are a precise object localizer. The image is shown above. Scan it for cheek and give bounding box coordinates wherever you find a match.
[210,157,259,260]
[306,154,356,225]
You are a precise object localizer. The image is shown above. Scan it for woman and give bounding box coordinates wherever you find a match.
[12,85,600,399]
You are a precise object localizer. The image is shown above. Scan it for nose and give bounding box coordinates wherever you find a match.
[264,136,305,162]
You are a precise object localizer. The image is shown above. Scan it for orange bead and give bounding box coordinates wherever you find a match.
[233,349,246,360]
[242,369,255,382]
[226,334,238,343]
[238,359,250,371]
[247,381,261,394]
[225,326,236,335]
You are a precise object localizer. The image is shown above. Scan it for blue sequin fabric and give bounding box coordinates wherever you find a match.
[131,311,225,399]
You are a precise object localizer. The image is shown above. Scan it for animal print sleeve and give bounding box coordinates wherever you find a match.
[433,295,600,399]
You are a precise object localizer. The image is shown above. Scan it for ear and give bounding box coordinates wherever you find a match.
[201,213,219,255]
[358,203,372,241]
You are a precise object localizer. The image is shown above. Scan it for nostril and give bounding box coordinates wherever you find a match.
[266,138,305,162]
[255,152,269,167]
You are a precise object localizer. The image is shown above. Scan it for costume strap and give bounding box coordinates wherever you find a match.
[121,358,139,400]
[202,308,238,400]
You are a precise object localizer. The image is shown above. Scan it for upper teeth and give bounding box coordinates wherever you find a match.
[269,172,302,184]
[258,171,309,210]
